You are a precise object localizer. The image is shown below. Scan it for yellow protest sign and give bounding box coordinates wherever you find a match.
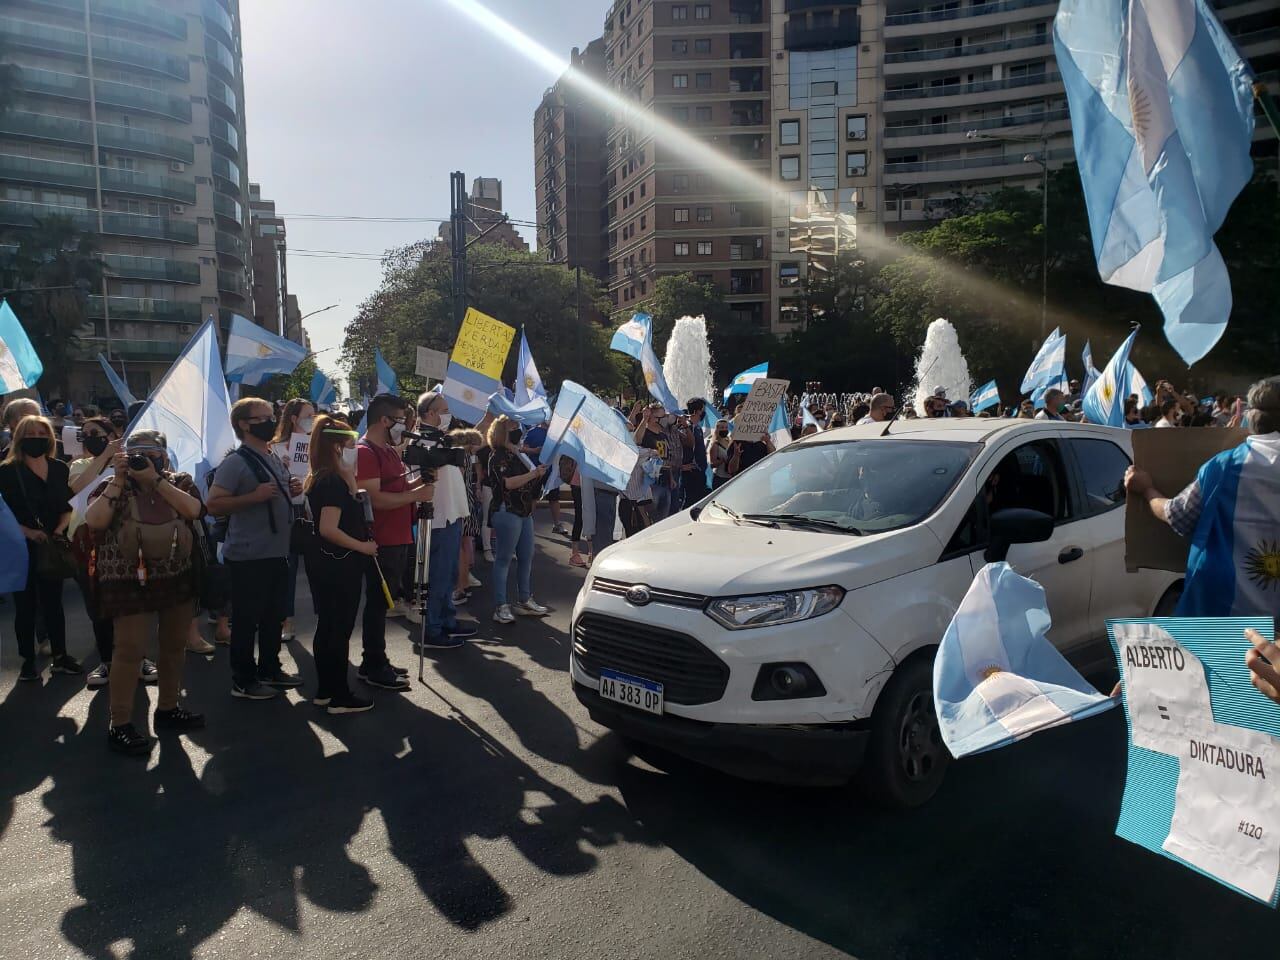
[451,308,515,381]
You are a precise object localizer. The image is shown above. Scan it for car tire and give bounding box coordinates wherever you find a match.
[1153,580,1183,616]
[860,657,950,809]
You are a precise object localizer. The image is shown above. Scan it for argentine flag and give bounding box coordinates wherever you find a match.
[1020,328,1066,395]
[769,401,793,450]
[723,362,768,404]
[487,390,550,427]
[970,380,1000,414]
[310,369,337,407]
[609,312,680,414]
[1054,0,1255,366]
[1177,433,1280,620]
[798,394,820,430]
[0,495,27,593]
[0,299,43,394]
[1082,328,1138,427]
[540,379,640,492]
[1082,341,1103,396]
[934,562,1116,758]
[223,314,307,387]
[374,348,399,397]
[1130,363,1154,406]
[514,329,546,408]
[98,353,137,408]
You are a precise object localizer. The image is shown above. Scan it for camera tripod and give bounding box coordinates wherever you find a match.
[412,499,434,683]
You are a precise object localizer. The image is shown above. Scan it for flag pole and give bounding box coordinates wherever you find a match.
[1255,81,1280,140]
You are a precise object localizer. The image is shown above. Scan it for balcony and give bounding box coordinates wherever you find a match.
[215,230,248,264]
[93,0,187,40]
[98,122,194,163]
[211,153,242,190]
[729,0,765,23]
[217,269,248,298]
[100,167,196,204]
[883,71,1062,103]
[88,295,204,324]
[102,211,198,244]
[207,77,238,120]
[213,190,243,225]
[0,111,195,164]
[882,145,1075,181]
[202,0,236,47]
[729,33,764,58]
[730,101,765,125]
[785,18,860,51]
[885,0,1056,27]
[208,115,240,155]
[102,254,201,285]
[205,35,237,82]
[0,153,97,191]
[79,336,184,361]
[884,106,1070,139]
[728,67,765,93]
[0,198,95,232]
[885,32,1049,65]
[729,269,765,295]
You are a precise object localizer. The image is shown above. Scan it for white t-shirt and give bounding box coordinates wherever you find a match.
[1155,418,1177,428]
[431,463,469,529]
[856,415,876,426]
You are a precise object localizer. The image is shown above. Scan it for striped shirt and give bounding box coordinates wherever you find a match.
[1164,479,1203,538]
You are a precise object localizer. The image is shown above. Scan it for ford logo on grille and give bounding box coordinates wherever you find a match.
[625,584,652,606]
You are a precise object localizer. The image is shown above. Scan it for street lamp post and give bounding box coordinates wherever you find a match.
[300,303,339,322]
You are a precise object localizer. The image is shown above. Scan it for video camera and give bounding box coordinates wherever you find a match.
[400,424,467,480]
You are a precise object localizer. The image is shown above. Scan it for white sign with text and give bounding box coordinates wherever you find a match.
[732,377,790,443]
[416,346,448,381]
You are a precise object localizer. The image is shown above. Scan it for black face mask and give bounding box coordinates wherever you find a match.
[247,419,277,442]
[716,429,728,438]
[509,429,523,446]
[84,435,110,457]
[20,437,51,458]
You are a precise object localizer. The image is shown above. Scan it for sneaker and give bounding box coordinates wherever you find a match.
[402,606,423,626]
[467,573,483,588]
[361,666,410,691]
[483,548,495,563]
[37,640,52,656]
[50,655,84,675]
[154,705,205,731]
[552,522,571,537]
[569,554,588,568]
[108,723,153,756]
[356,663,410,681]
[493,604,516,625]
[86,662,110,689]
[140,659,158,684]
[18,659,38,682]
[513,598,551,617]
[231,680,279,700]
[186,634,215,655]
[445,622,479,639]
[452,589,471,606]
[417,634,465,650]
[391,663,409,677]
[327,693,374,715]
[313,695,332,707]
[259,669,303,689]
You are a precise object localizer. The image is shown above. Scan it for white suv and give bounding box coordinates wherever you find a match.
[571,419,1181,806]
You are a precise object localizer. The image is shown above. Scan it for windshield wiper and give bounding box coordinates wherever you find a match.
[745,513,864,535]
[709,500,778,528]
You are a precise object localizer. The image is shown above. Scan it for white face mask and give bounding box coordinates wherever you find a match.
[298,417,315,435]
[389,422,406,444]
[436,412,452,432]
[340,447,358,470]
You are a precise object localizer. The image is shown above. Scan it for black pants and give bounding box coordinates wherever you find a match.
[307,553,365,700]
[712,474,730,490]
[14,544,66,662]
[227,557,287,686]
[681,470,707,508]
[571,485,584,543]
[361,543,408,671]
[618,499,648,539]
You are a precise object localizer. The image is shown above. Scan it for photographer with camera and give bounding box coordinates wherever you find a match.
[207,398,304,701]
[353,394,430,689]
[411,390,478,650]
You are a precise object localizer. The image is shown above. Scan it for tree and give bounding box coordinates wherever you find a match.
[642,272,769,385]
[0,216,105,399]
[257,356,320,405]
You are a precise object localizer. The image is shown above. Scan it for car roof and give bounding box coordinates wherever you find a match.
[794,417,1134,449]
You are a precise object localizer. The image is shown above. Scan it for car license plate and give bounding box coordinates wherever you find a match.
[598,668,664,715]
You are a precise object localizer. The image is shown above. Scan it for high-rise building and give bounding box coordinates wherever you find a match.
[249,182,294,343]
[602,0,774,331]
[436,176,529,253]
[0,0,254,403]
[534,39,609,277]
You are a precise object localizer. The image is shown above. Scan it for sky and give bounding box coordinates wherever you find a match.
[239,0,605,391]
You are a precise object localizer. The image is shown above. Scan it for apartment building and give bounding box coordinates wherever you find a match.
[0,0,254,403]
[435,176,529,253]
[249,182,294,343]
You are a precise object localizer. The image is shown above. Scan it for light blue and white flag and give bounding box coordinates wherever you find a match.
[768,401,793,450]
[540,379,640,492]
[0,299,43,394]
[487,390,551,427]
[1082,341,1103,397]
[374,348,399,397]
[97,353,137,408]
[1020,328,1065,395]
[723,362,769,404]
[934,561,1116,758]
[0,495,28,593]
[799,395,820,431]
[1129,363,1154,407]
[441,360,499,425]
[310,369,337,407]
[609,312,680,414]
[223,313,307,387]
[129,317,237,491]
[1054,0,1255,366]
[1082,328,1138,427]
[514,328,546,407]
[970,380,1000,413]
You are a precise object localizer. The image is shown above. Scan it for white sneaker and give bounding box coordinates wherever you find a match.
[402,606,423,625]
[552,522,571,536]
[493,604,515,624]
[139,658,159,684]
[467,573,482,589]
[483,548,495,563]
[513,598,550,617]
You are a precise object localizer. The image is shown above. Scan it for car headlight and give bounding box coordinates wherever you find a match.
[706,586,845,630]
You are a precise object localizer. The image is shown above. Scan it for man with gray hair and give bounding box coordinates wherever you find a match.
[1125,375,1280,619]
[856,393,895,425]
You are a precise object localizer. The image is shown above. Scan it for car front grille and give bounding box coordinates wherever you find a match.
[573,611,729,706]
[590,577,707,609]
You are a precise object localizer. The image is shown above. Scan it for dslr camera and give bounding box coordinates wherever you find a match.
[400,424,467,481]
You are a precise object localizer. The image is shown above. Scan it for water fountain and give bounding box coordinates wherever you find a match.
[662,315,716,408]
[911,318,972,413]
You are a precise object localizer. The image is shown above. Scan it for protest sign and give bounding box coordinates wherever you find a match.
[415,346,448,381]
[280,432,309,503]
[451,308,515,381]
[731,378,789,443]
[61,424,83,458]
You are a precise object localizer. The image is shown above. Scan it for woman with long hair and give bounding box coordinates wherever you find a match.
[83,431,204,755]
[0,415,81,681]
[272,398,315,642]
[485,415,551,625]
[448,428,485,607]
[304,415,378,714]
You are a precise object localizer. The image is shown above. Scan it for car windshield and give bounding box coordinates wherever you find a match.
[704,439,977,534]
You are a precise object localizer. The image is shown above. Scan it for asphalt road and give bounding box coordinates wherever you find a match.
[0,514,1276,960]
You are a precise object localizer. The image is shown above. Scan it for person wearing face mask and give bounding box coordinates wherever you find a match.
[83,432,204,754]
[0,415,81,681]
[412,390,477,650]
[709,419,733,490]
[634,404,683,519]
[271,398,316,643]
[485,415,551,625]
[303,416,378,714]
[207,398,305,700]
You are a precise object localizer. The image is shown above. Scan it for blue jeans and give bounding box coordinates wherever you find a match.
[491,508,534,607]
[426,519,463,641]
[651,483,673,521]
[592,490,617,555]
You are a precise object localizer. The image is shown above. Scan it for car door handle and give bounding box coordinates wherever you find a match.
[1058,547,1084,564]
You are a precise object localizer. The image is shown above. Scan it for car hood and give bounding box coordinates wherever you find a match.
[593,514,946,597]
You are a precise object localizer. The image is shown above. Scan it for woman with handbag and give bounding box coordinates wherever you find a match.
[272,398,315,642]
[303,416,378,714]
[485,415,551,626]
[0,415,81,681]
[83,431,205,755]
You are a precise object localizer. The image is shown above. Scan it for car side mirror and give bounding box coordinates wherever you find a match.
[985,508,1054,564]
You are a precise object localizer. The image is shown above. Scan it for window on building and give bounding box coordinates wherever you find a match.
[696,206,712,222]
[674,207,690,222]
[673,73,688,88]
[672,105,689,122]
[672,38,688,54]
[845,151,867,176]
[846,115,867,140]
[694,273,713,285]
[672,4,688,20]
[639,52,645,67]
[780,156,801,181]
[779,119,800,146]
[780,303,802,325]
[673,173,689,192]
[640,214,647,230]
[697,241,713,255]
[695,173,709,190]
[640,279,647,294]
[694,38,711,54]
[779,262,800,287]
[640,182,646,197]
[695,72,712,89]
[811,80,837,97]
[695,3,711,19]
[695,105,713,123]
[675,241,690,256]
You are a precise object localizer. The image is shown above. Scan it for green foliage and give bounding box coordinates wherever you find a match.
[256,356,319,405]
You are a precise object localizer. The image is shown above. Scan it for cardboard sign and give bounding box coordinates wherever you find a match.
[732,377,790,443]
[278,432,309,503]
[451,307,515,380]
[415,346,448,381]
[1125,427,1248,572]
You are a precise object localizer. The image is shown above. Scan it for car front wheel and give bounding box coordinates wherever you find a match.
[860,657,950,808]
